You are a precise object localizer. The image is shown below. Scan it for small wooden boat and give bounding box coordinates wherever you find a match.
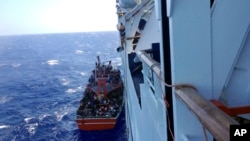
[76,56,123,130]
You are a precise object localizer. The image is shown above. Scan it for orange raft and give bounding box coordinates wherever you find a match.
[76,56,123,130]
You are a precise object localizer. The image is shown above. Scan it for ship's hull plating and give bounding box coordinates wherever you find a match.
[76,118,117,130]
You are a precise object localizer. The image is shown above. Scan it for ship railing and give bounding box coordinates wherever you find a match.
[175,87,239,141]
[136,50,168,140]
[136,50,239,141]
[136,50,161,95]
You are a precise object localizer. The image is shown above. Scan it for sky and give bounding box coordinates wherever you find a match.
[0,0,118,35]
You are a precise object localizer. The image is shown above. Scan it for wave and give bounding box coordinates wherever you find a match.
[96,51,101,55]
[60,78,70,86]
[47,60,59,65]
[77,85,84,90]
[24,117,36,123]
[66,85,83,94]
[80,71,87,77]
[0,63,6,67]
[39,114,51,121]
[0,63,21,68]
[75,50,84,54]
[25,123,38,135]
[12,63,21,67]
[52,102,58,107]
[23,117,39,136]
[0,96,13,104]
[65,89,77,94]
[54,111,68,121]
[0,125,10,129]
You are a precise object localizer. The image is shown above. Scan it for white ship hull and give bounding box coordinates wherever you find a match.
[116,0,250,140]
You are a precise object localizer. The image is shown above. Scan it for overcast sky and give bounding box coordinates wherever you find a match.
[0,0,118,35]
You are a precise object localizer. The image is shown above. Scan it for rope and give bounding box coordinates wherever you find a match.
[154,65,197,91]
[156,69,210,141]
[158,73,175,141]
[203,126,209,141]
[155,65,198,141]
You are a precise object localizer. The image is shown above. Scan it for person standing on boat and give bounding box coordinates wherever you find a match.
[117,22,125,46]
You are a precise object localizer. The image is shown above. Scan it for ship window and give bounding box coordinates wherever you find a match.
[152,43,160,63]
[210,0,215,8]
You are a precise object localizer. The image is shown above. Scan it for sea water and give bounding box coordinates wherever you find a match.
[0,32,126,141]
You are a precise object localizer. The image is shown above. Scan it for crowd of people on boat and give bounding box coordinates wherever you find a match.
[88,63,121,87]
[77,59,123,118]
[77,87,123,118]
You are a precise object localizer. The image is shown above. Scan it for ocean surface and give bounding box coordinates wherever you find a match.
[0,32,126,141]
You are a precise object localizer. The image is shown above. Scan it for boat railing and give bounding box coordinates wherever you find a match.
[76,115,115,119]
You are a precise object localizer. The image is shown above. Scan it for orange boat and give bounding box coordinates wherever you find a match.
[76,56,123,130]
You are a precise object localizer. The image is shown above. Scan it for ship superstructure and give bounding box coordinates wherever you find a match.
[116,0,250,141]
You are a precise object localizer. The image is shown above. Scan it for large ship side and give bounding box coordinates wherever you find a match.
[116,0,250,141]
